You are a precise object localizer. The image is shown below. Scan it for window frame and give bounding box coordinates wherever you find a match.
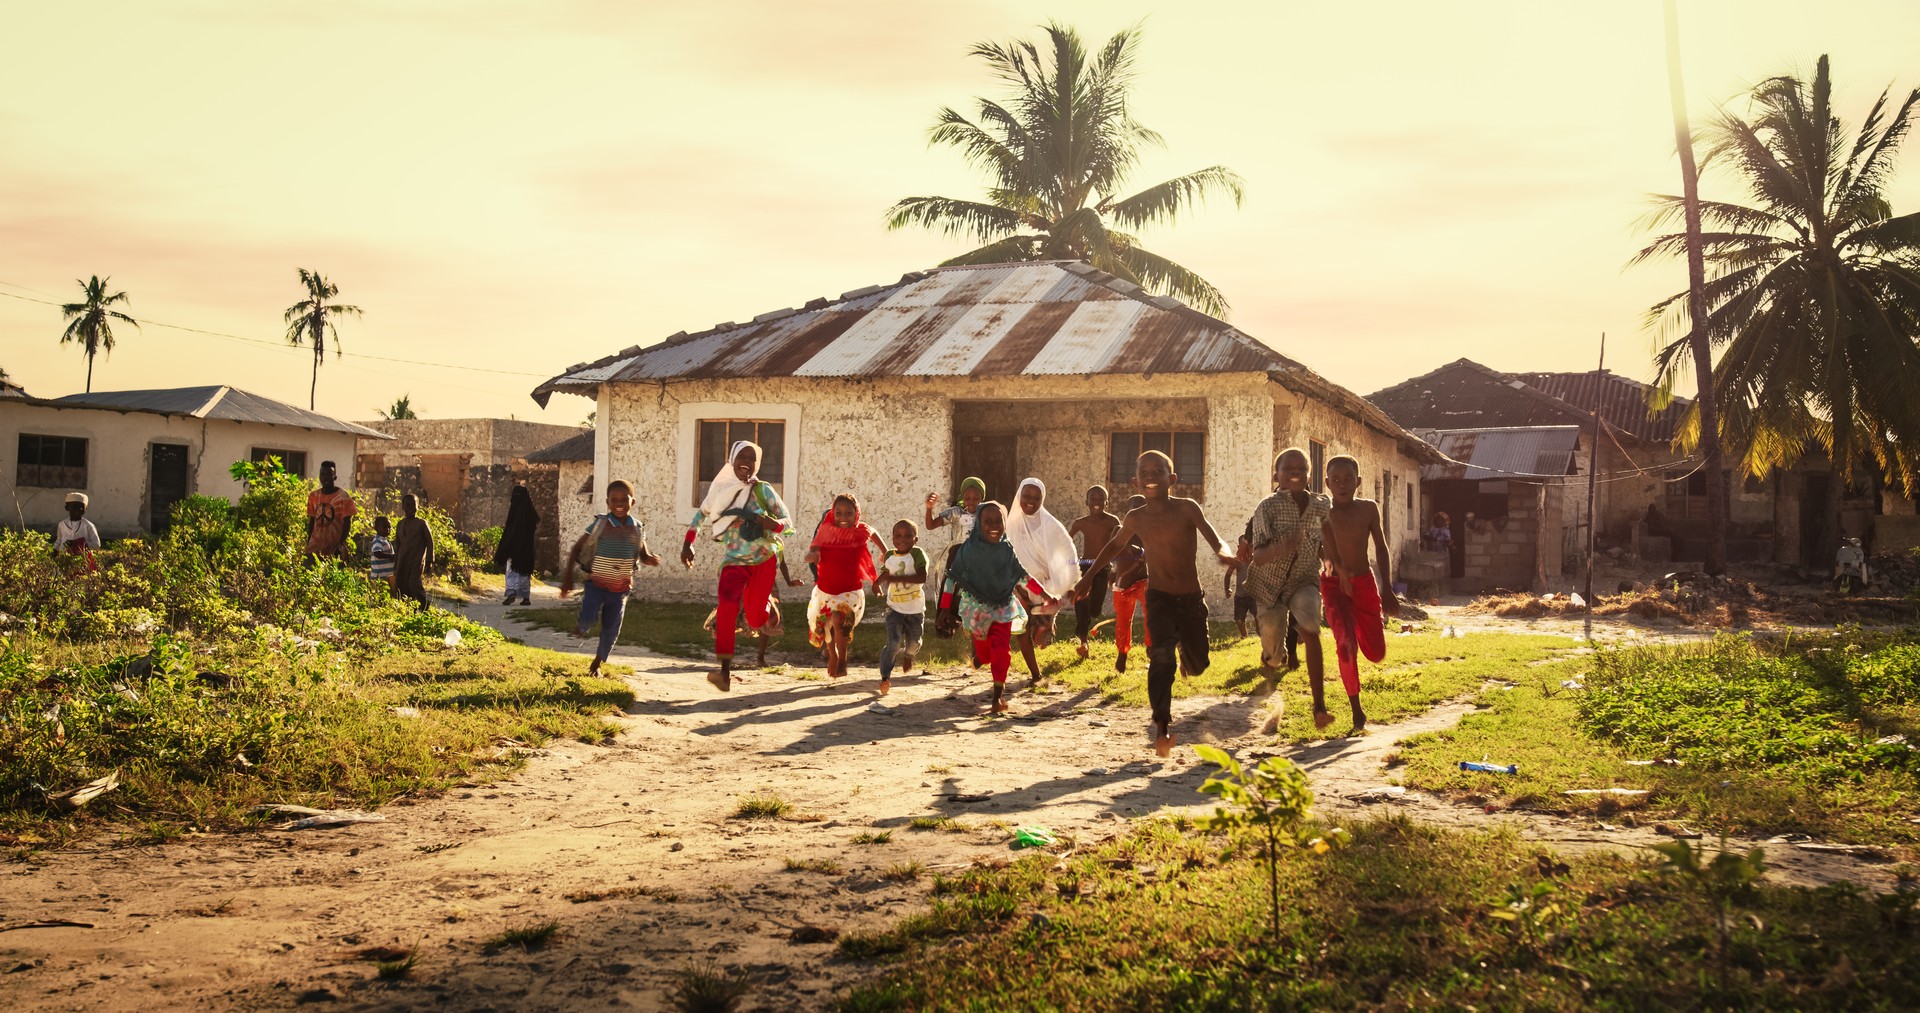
[1308,440,1326,494]
[1107,429,1206,499]
[692,418,788,508]
[250,447,309,478]
[16,433,89,489]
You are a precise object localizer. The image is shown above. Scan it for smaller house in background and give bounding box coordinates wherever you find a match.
[352,419,580,548]
[2,385,389,537]
[524,429,595,573]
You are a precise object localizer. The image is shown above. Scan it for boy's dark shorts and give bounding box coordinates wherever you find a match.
[1232,594,1256,623]
[1145,588,1210,674]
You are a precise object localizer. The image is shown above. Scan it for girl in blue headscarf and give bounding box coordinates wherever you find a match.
[947,502,1027,713]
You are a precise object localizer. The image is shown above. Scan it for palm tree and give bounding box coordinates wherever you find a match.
[60,276,139,393]
[284,268,362,411]
[887,22,1245,317]
[1637,56,1920,564]
[377,394,418,420]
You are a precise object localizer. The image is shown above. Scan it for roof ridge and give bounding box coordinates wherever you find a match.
[190,385,230,418]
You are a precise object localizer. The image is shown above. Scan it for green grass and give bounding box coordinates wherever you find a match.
[668,958,751,1013]
[852,830,893,845]
[908,816,965,832]
[834,814,1920,1010]
[0,636,632,851]
[1394,631,1920,849]
[484,920,559,951]
[785,856,845,874]
[733,793,792,820]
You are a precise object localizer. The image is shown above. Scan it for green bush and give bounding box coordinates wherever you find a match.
[471,526,504,567]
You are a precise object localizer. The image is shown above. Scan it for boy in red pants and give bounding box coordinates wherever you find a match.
[1319,455,1399,732]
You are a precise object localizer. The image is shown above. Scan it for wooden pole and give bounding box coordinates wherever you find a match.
[1585,332,1606,641]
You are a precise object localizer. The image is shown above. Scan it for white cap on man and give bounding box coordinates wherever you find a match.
[64,492,88,507]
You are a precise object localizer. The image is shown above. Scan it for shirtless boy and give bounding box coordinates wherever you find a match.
[1073,451,1237,757]
[1319,455,1400,732]
[1067,485,1122,659]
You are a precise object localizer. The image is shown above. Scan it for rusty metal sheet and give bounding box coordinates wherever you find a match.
[857,304,974,377]
[791,275,959,376]
[751,312,870,377]
[969,302,1079,375]
[1421,426,1579,480]
[1023,299,1147,375]
[903,301,1033,376]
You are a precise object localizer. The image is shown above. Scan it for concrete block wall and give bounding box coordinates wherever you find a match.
[1458,489,1539,590]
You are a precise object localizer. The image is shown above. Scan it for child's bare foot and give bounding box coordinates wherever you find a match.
[1115,651,1128,673]
[1350,698,1367,733]
[587,659,602,677]
[707,664,732,693]
[1312,707,1334,730]
[1154,723,1175,757]
[899,648,915,673]
[574,626,589,639]
[1076,639,1089,660]
[990,685,1008,714]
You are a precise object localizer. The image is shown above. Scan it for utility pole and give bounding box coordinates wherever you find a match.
[1585,333,1605,642]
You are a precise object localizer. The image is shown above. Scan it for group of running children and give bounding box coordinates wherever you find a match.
[558,440,1399,757]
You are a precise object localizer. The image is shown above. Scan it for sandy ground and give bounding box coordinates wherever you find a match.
[0,587,1901,1012]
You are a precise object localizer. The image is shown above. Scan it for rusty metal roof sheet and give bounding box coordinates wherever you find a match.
[534,260,1445,464]
[46,386,390,438]
[1419,426,1582,481]
[1512,370,1689,444]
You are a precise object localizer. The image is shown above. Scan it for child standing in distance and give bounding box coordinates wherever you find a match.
[1074,452,1238,757]
[1108,494,1150,672]
[684,441,790,692]
[561,479,660,677]
[55,492,102,572]
[1067,485,1121,659]
[873,520,928,695]
[1319,455,1399,732]
[805,494,886,679]
[393,494,434,611]
[1005,478,1075,683]
[949,502,1027,714]
[369,516,396,591]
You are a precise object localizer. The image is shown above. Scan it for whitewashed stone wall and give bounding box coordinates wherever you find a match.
[1280,391,1426,570]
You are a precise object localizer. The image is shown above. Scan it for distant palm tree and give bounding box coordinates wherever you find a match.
[284,268,362,410]
[60,276,139,393]
[377,394,418,420]
[1637,55,1920,560]
[887,22,1244,317]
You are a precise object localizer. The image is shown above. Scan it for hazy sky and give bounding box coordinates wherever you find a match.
[3,1,1916,423]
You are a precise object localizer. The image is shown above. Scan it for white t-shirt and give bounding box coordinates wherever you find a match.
[882,547,929,615]
[56,517,100,552]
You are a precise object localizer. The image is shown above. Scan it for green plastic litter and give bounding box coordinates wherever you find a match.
[1012,826,1056,849]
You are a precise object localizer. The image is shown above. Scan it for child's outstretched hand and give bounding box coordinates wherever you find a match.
[1380,585,1401,618]
[924,493,939,510]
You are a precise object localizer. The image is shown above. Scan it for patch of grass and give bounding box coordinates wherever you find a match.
[565,884,679,903]
[881,861,924,881]
[785,857,845,875]
[925,765,951,775]
[851,830,893,845]
[374,952,417,980]
[668,958,750,1012]
[836,814,1920,1009]
[907,816,964,832]
[733,794,792,820]
[1396,631,1920,847]
[484,920,559,951]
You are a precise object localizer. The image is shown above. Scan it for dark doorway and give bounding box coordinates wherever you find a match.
[952,434,1018,506]
[148,443,190,534]
[1801,473,1829,566]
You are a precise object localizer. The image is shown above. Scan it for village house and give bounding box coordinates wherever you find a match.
[2,385,388,536]
[534,260,1442,605]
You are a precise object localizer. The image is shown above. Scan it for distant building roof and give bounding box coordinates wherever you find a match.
[1420,426,1583,481]
[525,429,594,463]
[43,386,390,438]
[1512,369,1690,444]
[1368,359,1593,433]
[537,260,1442,463]
[0,375,27,399]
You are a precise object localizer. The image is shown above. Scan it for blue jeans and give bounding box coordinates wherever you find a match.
[577,582,628,663]
[879,610,924,680]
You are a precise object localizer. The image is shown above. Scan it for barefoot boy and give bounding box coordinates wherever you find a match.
[1320,455,1399,732]
[873,520,928,695]
[1067,485,1121,659]
[1243,449,1330,731]
[562,480,661,677]
[1073,451,1238,757]
[1108,494,1149,673]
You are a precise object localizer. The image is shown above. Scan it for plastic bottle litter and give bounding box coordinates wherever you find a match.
[1569,592,1586,607]
[1011,826,1057,849]
[1459,761,1518,774]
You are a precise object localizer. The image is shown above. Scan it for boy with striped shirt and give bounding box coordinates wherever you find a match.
[561,480,660,675]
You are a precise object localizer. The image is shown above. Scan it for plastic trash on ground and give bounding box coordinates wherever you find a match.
[444,629,462,647]
[1011,826,1057,849]
[1563,788,1649,796]
[1459,761,1519,774]
[1569,592,1586,607]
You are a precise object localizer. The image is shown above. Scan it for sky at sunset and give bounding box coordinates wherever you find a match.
[3,1,1917,424]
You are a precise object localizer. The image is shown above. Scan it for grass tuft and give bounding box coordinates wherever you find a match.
[881,861,924,881]
[483,920,559,951]
[667,958,750,1012]
[851,830,893,845]
[784,857,844,875]
[733,794,792,820]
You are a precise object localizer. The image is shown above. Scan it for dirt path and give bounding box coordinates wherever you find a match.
[0,590,1898,1012]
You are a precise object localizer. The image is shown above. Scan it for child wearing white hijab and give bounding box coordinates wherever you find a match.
[683,440,791,691]
[1004,478,1075,682]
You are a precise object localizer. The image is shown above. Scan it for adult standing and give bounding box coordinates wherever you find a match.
[494,485,539,605]
[304,460,357,559]
[393,493,434,610]
[683,441,790,693]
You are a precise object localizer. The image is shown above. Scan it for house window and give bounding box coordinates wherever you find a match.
[694,419,786,505]
[1109,431,1206,494]
[1308,440,1326,494]
[17,434,88,489]
[251,447,309,477]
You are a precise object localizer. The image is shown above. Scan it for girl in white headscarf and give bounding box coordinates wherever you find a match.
[683,440,791,691]
[1004,477,1075,682]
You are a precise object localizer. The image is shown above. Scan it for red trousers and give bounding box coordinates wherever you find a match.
[716,558,778,658]
[972,621,1013,684]
[1112,580,1151,655]
[1321,572,1386,697]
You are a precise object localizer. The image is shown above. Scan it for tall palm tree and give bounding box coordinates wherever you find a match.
[887,22,1245,317]
[283,268,362,410]
[377,394,418,420]
[59,276,139,393]
[1636,56,1920,563]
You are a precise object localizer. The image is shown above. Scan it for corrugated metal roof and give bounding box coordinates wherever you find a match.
[48,386,391,438]
[1420,426,1581,481]
[1367,358,1591,432]
[525,429,594,463]
[534,260,1447,465]
[1513,370,1689,443]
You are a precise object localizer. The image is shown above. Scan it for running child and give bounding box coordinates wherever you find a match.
[1074,451,1238,757]
[948,502,1027,714]
[1067,485,1121,659]
[684,441,791,692]
[873,519,928,695]
[1005,478,1075,683]
[1319,455,1400,732]
[561,479,660,677]
[369,516,396,591]
[1243,449,1330,734]
[805,493,886,679]
[926,477,986,639]
[1108,494,1149,673]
